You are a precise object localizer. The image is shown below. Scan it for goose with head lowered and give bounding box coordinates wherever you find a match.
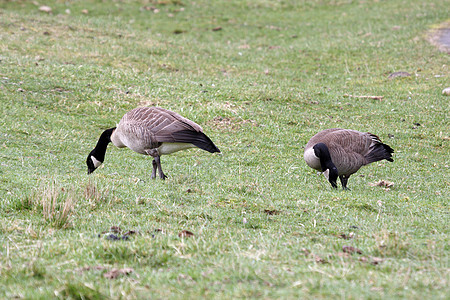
[86,107,220,179]
[304,128,394,190]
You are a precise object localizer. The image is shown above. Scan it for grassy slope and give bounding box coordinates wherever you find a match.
[0,0,448,298]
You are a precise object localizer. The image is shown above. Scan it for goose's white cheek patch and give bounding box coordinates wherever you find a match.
[323,169,330,180]
[91,156,102,168]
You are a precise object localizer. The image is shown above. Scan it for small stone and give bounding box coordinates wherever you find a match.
[442,87,450,96]
[388,71,411,79]
[39,6,52,13]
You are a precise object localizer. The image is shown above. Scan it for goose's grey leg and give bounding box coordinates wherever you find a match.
[151,160,157,179]
[339,175,350,190]
[154,156,167,180]
[145,148,167,180]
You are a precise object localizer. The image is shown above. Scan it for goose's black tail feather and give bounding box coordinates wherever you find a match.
[366,142,394,164]
[171,130,220,153]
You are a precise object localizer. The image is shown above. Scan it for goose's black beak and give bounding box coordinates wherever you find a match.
[328,166,338,189]
[323,166,338,189]
[86,154,98,175]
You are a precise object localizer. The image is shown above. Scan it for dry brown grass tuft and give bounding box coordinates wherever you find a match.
[36,182,78,229]
[83,179,111,209]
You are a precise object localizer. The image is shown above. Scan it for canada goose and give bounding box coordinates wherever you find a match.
[304,128,394,189]
[86,107,220,179]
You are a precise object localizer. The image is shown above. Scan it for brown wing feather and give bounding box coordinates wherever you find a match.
[116,107,210,151]
[120,107,202,133]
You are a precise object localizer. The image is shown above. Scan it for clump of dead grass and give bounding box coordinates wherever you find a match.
[23,181,78,229]
[39,183,78,229]
[83,179,111,209]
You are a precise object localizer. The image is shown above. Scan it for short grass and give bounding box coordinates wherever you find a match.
[0,0,448,298]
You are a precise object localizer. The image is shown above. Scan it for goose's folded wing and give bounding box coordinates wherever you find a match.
[155,129,220,153]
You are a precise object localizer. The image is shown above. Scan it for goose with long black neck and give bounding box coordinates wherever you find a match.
[86,107,220,179]
[304,128,394,189]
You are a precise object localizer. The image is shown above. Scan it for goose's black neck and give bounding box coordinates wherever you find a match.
[92,127,115,161]
[313,143,333,170]
[313,143,338,188]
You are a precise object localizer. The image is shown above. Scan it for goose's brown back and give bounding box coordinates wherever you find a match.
[112,107,219,154]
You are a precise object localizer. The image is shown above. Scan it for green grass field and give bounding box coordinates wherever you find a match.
[0,0,448,298]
